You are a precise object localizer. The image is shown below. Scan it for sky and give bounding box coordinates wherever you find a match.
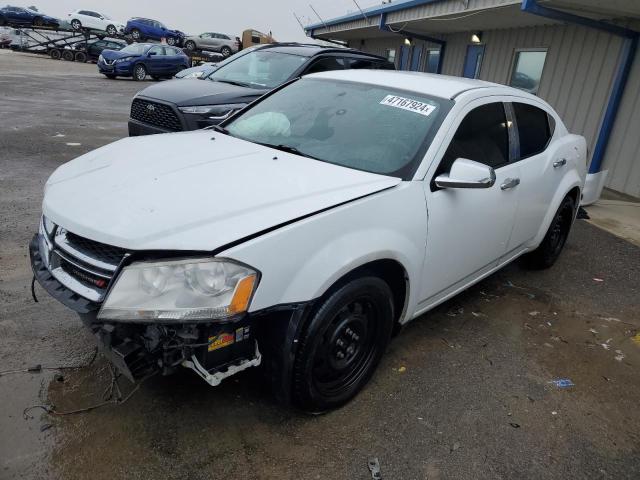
[15,0,379,41]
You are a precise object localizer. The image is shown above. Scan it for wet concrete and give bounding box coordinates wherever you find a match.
[1,51,640,480]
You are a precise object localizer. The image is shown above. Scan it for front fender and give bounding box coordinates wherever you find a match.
[220,182,427,318]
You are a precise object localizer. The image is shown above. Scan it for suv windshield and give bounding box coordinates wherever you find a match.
[226,78,452,179]
[120,44,147,55]
[208,50,308,89]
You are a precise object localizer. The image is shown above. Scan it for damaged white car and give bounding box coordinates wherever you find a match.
[30,70,586,412]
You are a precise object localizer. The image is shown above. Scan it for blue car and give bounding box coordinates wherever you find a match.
[124,18,184,46]
[0,5,59,28]
[98,43,190,81]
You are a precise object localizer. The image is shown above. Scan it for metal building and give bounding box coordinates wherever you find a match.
[305,0,640,202]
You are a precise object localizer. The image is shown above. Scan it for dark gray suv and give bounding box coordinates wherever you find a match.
[128,43,394,136]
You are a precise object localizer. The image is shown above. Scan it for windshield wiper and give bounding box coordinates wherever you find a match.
[214,79,252,88]
[256,142,319,160]
[208,124,229,135]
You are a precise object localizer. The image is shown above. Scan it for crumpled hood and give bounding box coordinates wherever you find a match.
[101,49,138,61]
[43,131,401,251]
[137,78,266,106]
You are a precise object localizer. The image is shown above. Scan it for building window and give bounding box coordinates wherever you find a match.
[510,50,547,95]
[425,49,440,73]
[385,48,396,64]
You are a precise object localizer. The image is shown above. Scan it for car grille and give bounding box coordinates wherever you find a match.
[47,228,129,302]
[130,98,182,132]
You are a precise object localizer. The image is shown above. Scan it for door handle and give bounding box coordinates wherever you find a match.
[500,177,520,190]
[553,158,567,168]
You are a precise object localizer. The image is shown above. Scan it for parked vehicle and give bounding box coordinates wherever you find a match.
[30,71,587,412]
[124,17,184,46]
[0,5,59,28]
[174,62,218,79]
[183,32,239,56]
[0,27,11,47]
[128,43,394,136]
[76,38,126,61]
[97,43,189,80]
[67,10,125,37]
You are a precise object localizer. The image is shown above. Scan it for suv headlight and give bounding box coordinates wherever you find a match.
[98,258,259,322]
[178,103,247,120]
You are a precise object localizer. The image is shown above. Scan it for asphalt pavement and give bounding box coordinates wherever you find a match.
[1,50,639,480]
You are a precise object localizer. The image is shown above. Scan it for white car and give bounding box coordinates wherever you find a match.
[30,71,586,412]
[67,9,124,36]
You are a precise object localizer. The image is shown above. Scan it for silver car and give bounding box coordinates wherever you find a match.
[184,32,239,57]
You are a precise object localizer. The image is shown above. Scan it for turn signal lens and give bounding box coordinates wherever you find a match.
[229,274,257,314]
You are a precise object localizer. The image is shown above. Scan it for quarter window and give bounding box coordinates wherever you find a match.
[436,102,509,177]
[513,102,552,158]
[510,50,547,95]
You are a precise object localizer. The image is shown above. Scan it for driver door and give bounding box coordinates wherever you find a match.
[417,100,521,310]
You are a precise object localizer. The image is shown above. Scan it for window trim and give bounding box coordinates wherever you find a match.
[508,48,548,96]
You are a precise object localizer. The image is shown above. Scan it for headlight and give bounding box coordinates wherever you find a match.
[183,71,204,79]
[98,258,259,322]
[178,103,247,120]
[114,56,134,63]
[41,215,56,238]
[98,54,104,62]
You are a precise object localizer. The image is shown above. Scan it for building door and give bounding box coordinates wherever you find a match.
[410,46,422,71]
[399,45,410,70]
[463,44,485,79]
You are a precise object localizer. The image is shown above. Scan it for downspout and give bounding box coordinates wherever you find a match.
[379,12,446,73]
[521,0,639,204]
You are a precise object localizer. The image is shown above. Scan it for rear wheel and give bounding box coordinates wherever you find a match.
[70,19,81,30]
[221,46,232,57]
[185,40,196,51]
[292,276,394,413]
[133,63,147,81]
[74,51,87,62]
[49,49,61,60]
[166,36,177,46]
[522,195,576,269]
[131,28,141,41]
[61,49,74,61]
[106,24,117,36]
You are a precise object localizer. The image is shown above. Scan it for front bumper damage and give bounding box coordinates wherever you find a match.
[29,232,262,385]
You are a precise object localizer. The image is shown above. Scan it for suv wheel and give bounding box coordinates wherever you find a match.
[70,19,81,30]
[221,46,232,57]
[133,63,147,81]
[166,36,176,46]
[522,195,576,269]
[106,24,117,36]
[131,28,141,41]
[185,40,196,51]
[292,276,394,413]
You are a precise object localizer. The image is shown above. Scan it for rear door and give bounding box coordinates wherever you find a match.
[419,100,521,308]
[506,100,570,250]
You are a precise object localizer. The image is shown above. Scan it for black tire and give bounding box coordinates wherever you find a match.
[70,19,81,30]
[104,74,117,79]
[292,276,394,413]
[131,28,141,41]
[166,36,176,46]
[522,195,576,270]
[33,17,43,27]
[221,46,232,57]
[49,49,61,60]
[74,51,87,63]
[133,63,147,81]
[106,24,117,36]
[185,40,196,51]
[61,49,74,61]
[151,75,161,81]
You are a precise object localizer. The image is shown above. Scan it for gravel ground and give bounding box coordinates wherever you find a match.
[1,50,639,480]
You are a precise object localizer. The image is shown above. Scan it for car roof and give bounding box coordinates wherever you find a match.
[304,70,510,99]
[254,43,387,60]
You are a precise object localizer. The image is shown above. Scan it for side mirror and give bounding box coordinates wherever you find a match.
[434,158,496,189]
[148,51,156,56]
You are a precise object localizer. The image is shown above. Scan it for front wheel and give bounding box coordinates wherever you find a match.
[106,24,117,36]
[292,276,394,413]
[221,46,232,57]
[185,40,196,51]
[522,195,576,270]
[70,19,81,30]
[61,49,74,61]
[33,17,43,27]
[166,36,176,46]
[133,63,147,81]
[131,28,141,41]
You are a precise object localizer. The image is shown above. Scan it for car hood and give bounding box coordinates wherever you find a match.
[43,131,401,251]
[101,49,139,60]
[137,78,266,106]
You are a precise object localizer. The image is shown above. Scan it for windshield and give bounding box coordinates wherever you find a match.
[208,50,307,89]
[119,44,147,55]
[226,78,452,179]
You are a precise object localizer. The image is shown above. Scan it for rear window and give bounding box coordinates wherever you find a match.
[513,102,552,158]
[226,77,452,179]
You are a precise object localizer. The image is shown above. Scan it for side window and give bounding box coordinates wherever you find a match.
[513,102,552,158]
[305,57,345,74]
[436,102,509,177]
[347,58,377,69]
[148,46,164,56]
[78,10,88,15]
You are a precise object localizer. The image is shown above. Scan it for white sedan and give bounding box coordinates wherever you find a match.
[31,71,586,412]
[67,9,125,36]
